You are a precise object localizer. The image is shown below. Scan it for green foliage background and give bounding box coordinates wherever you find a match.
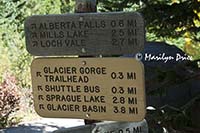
[0,1,75,127]
[98,0,200,59]
[0,0,73,87]
[0,0,199,130]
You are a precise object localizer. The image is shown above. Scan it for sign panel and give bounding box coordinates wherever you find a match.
[25,12,144,56]
[92,119,148,133]
[31,58,146,121]
[54,120,148,133]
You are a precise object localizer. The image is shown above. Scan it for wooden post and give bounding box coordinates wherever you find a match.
[75,0,97,13]
[75,0,99,125]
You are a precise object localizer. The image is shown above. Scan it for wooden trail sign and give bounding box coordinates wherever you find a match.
[25,12,144,56]
[54,119,148,133]
[31,57,146,121]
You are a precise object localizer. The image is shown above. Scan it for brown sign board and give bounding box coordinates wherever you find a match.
[25,12,144,56]
[31,57,146,121]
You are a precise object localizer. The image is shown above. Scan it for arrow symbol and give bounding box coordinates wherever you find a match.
[36,72,42,77]
[37,85,43,91]
[32,41,38,47]
[38,95,44,100]
[39,104,45,110]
